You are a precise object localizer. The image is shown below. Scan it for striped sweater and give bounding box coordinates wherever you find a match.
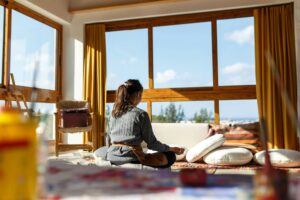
[107,107,169,164]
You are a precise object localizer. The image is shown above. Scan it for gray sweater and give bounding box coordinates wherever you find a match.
[107,107,169,164]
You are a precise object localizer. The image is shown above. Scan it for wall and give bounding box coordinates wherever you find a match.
[15,0,72,24]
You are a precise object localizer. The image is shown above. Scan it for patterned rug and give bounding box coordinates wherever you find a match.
[172,161,300,173]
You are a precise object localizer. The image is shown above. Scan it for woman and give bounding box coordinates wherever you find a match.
[106,79,184,168]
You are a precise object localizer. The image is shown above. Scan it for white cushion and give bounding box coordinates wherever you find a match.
[203,147,253,165]
[254,149,300,167]
[152,123,209,149]
[186,134,225,163]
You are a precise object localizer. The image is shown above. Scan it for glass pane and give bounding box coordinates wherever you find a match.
[0,100,4,107]
[0,6,4,84]
[152,101,214,123]
[10,10,56,90]
[153,22,212,88]
[220,100,258,123]
[28,102,55,140]
[106,29,148,90]
[217,17,255,86]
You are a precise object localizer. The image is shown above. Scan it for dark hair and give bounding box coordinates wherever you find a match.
[112,79,143,118]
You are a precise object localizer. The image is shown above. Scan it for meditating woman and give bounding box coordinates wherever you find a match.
[106,79,184,168]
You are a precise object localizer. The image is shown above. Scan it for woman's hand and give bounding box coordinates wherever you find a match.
[169,147,185,155]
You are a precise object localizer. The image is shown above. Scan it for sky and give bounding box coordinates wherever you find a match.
[106,17,258,120]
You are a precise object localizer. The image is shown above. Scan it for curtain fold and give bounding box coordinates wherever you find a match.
[254,3,298,150]
[83,24,106,149]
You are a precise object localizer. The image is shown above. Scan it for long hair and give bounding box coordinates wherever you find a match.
[112,79,143,118]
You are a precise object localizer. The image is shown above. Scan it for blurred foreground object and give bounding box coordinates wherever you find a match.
[254,119,288,200]
[0,109,37,199]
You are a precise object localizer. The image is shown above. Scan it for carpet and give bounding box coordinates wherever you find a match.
[172,161,300,173]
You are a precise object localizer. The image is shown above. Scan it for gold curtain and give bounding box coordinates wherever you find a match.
[254,3,298,150]
[83,24,106,149]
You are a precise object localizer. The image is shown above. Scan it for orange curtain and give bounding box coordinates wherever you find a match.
[254,3,298,150]
[83,24,106,148]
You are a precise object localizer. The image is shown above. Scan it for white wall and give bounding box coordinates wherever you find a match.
[15,0,72,24]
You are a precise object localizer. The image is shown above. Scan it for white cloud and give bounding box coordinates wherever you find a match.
[222,62,255,85]
[226,25,254,45]
[222,63,252,74]
[156,69,176,84]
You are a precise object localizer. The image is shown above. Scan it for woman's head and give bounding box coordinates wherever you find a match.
[112,79,143,118]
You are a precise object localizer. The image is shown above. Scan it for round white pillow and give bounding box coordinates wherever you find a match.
[186,134,225,163]
[254,149,300,167]
[203,147,253,165]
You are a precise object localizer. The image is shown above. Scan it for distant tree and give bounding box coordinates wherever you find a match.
[176,105,185,122]
[152,107,167,122]
[152,103,185,123]
[193,108,212,123]
[165,103,177,122]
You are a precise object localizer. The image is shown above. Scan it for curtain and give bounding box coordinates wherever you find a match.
[254,3,298,150]
[83,24,106,149]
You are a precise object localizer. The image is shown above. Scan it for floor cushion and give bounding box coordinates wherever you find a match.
[203,146,253,165]
[254,149,300,167]
[186,134,225,163]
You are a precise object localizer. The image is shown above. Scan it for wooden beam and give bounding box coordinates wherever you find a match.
[107,86,256,102]
[105,7,253,32]
[0,86,58,102]
[69,0,175,14]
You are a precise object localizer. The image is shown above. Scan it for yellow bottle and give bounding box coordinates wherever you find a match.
[0,109,37,199]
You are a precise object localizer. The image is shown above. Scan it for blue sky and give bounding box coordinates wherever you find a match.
[10,10,56,91]
[106,17,258,120]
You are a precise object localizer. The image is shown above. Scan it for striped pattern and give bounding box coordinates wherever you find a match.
[211,122,261,151]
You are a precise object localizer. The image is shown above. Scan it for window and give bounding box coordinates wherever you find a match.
[29,102,55,140]
[152,101,214,123]
[0,1,62,143]
[105,8,257,124]
[10,10,56,90]
[0,6,4,84]
[153,22,212,88]
[217,17,255,86]
[106,29,148,90]
[220,100,258,123]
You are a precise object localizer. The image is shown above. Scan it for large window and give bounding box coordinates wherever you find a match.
[217,17,255,86]
[153,22,212,88]
[0,1,62,142]
[106,29,148,90]
[105,8,258,124]
[10,10,56,90]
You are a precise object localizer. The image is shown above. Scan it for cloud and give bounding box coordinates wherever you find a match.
[222,62,255,85]
[226,25,254,45]
[156,69,176,84]
[222,63,252,74]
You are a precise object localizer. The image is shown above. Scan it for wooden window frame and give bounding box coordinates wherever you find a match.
[0,0,62,104]
[104,7,257,124]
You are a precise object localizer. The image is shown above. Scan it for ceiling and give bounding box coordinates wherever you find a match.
[68,0,176,12]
